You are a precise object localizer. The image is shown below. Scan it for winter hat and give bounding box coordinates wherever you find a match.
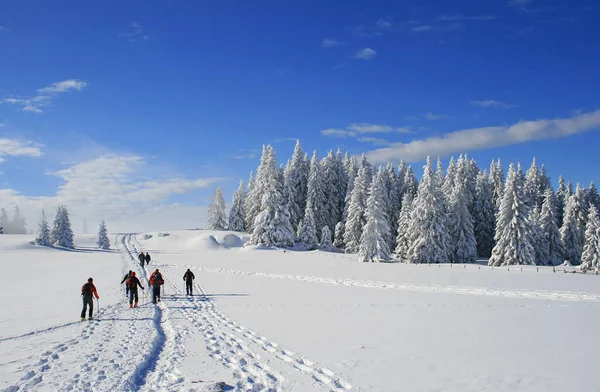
[88,278,93,282]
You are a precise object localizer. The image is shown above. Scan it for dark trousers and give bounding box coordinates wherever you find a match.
[129,288,139,305]
[81,296,94,318]
[152,285,161,303]
[185,281,193,295]
[125,285,129,296]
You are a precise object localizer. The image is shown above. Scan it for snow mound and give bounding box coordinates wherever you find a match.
[191,235,221,250]
[220,234,244,248]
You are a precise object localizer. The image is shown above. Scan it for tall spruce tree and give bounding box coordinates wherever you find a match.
[490,159,505,211]
[540,188,564,266]
[394,193,414,262]
[282,140,308,231]
[442,157,457,203]
[560,185,587,265]
[243,171,256,231]
[586,181,600,212]
[358,169,392,262]
[207,187,228,230]
[473,171,496,257]
[489,163,536,266]
[342,156,359,224]
[333,221,345,249]
[322,151,341,234]
[344,166,369,253]
[402,166,418,199]
[229,181,247,232]
[35,209,51,246]
[556,176,568,228]
[524,157,543,208]
[406,157,451,264]
[52,205,75,249]
[320,225,333,251]
[529,206,549,265]
[97,221,110,250]
[580,205,600,271]
[298,209,318,249]
[306,151,327,241]
[448,179,477,263]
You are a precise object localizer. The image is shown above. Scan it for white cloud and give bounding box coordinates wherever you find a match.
[366,109,600,163]
[38,80,87,94]
[424,112,451,120]
[375,18,394,29]
[412,25,433,32]
[321,123,414,143]
[321,128,356,138]
[470,99,516,109]
[0,153,221,233]
[322,38,342,48]
[0,138,43,163]
[357,136,390,146]
[347,123,393,133]
[119,21,149,42]
[355,48,377,60]
[1,79,87,113]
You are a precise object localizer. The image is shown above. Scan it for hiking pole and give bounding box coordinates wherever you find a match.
[96,298,100,319]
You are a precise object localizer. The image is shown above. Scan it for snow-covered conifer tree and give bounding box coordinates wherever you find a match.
[402,166,418,199]
[298,209,318,249]
[342,156,359,223]
[320,226,333,251]
[250,147,295,247]
[52,205,75,249]
[333,221,344,249]
[335,149,348,224]
[243,171,256,231]
[455,155,475,211]
[282,141,308,231]
[529,206,549,265]
[385,163,400,249]
[322,151,341,234]
[540,188,564,265]
[396,160,407,202]
[228,181,246,232]
[489,159,505,211]
[580,205,600,271]
[35,209,51,246]
[540,164,552,194]
[97,221,110,250]
[360,154,374,186]
[358,169,392,262]
[442,157,457,202]
[394,193,413,262]
[586,181,600,212]
[560,185,587,264]
[473,171,495,257]
[524,157,543,208]
[556,176,567,228]
[448,179,477,263]
[207,187,228,230]
[344,166,369,253]
[406,157,451,264]
[305,151,327,240]
[489,163,535,266]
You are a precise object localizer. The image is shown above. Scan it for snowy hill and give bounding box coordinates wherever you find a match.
[1,230,600,391]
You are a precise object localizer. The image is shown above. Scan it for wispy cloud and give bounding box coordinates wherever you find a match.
[424,112,451,120]
[438,15,497,22]
[357,136,391,146]
[470,99,516,109]
[229,149,259,159]
[1,79,87,114]
[412,25,433,32]
[322,38,343,48]
[321,123,413,145]
[352,18,395,38]
[0,25,9,32]
[273,137,299,143]
[375,18,394,29]
[355,48,377,60]
[119,22,149,42]
[366,109,600,163]
[0,138,43,164]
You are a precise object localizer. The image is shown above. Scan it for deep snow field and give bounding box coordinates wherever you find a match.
[1,230,600,392]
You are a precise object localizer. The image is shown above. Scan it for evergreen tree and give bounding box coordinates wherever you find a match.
[207,187,228,230]
[529,206,549,265]
[394,193,414,262]
[282,140,308,231]
[97,221,110,250]
[524,157,543,208]
[442,157,457,203]
[407,157,451,264]
[322,151,341,234]
[344,166,369,253]
[489,159,505,211]
[298,209,318,249]
[333,221,345,249]
[556,176,568,228]
[456,155,475,212]
[360,154,374,185]
[448,179,477,263]
[306,151,327,241]
[586,181,600,212]
[246,146,273,232]
[342,156,359,224]
[358,169,392,262]
[580,205,600,271]
[52,205,75,249]
[243,170,256,231]
[540,164,552,194]
[250,146,295,247]
[560,185,587,265]
[385,163,400,249]
[473,171,496,258]
[540,188,565,266]
[35,209,51,246]
[320,225,333,251]
[335,149,348,225]
[228,181,246,232]
[402,166,418,199]
[396,160,407,206]
[489,163,536,266]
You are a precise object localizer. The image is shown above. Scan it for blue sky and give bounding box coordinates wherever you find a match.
[1,0,600,231]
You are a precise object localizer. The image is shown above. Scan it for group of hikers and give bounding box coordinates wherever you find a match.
[138,251,151,266]
[80,262,197,320]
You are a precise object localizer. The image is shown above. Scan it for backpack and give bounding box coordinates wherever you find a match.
[82,283,93,297]
[127,277,136,288]
[152,272,163,285]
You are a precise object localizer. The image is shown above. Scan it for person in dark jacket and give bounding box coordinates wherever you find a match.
[121,270,133,296]
[81,278,99,320]
[149,269,164,304]
[183,269,195,295]
[145,252,151,266]
[138,252,145,266]
[126,271,145,308]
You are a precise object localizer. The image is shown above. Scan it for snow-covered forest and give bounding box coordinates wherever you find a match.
[209,141,600,269]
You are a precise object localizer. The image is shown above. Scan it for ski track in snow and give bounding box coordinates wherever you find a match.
[171,265,600,303]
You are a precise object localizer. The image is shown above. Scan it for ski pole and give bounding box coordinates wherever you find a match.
[96,298,100,318]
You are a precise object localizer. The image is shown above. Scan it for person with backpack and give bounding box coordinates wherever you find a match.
[121,270,133,296]
[149,269,164,304]
[145,252,151,266]
[138,252,145,266]
[126,271,144,308]
[183,269,195,296]
[81,278,99,321]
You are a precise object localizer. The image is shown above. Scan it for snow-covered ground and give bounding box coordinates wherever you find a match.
[1,230,600,392]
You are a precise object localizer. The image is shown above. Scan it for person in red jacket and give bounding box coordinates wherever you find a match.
[81,278,99,320]
[149,269,164,304]
[126,271,145,308]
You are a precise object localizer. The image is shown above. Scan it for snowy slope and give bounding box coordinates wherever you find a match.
[1,230,600,391]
